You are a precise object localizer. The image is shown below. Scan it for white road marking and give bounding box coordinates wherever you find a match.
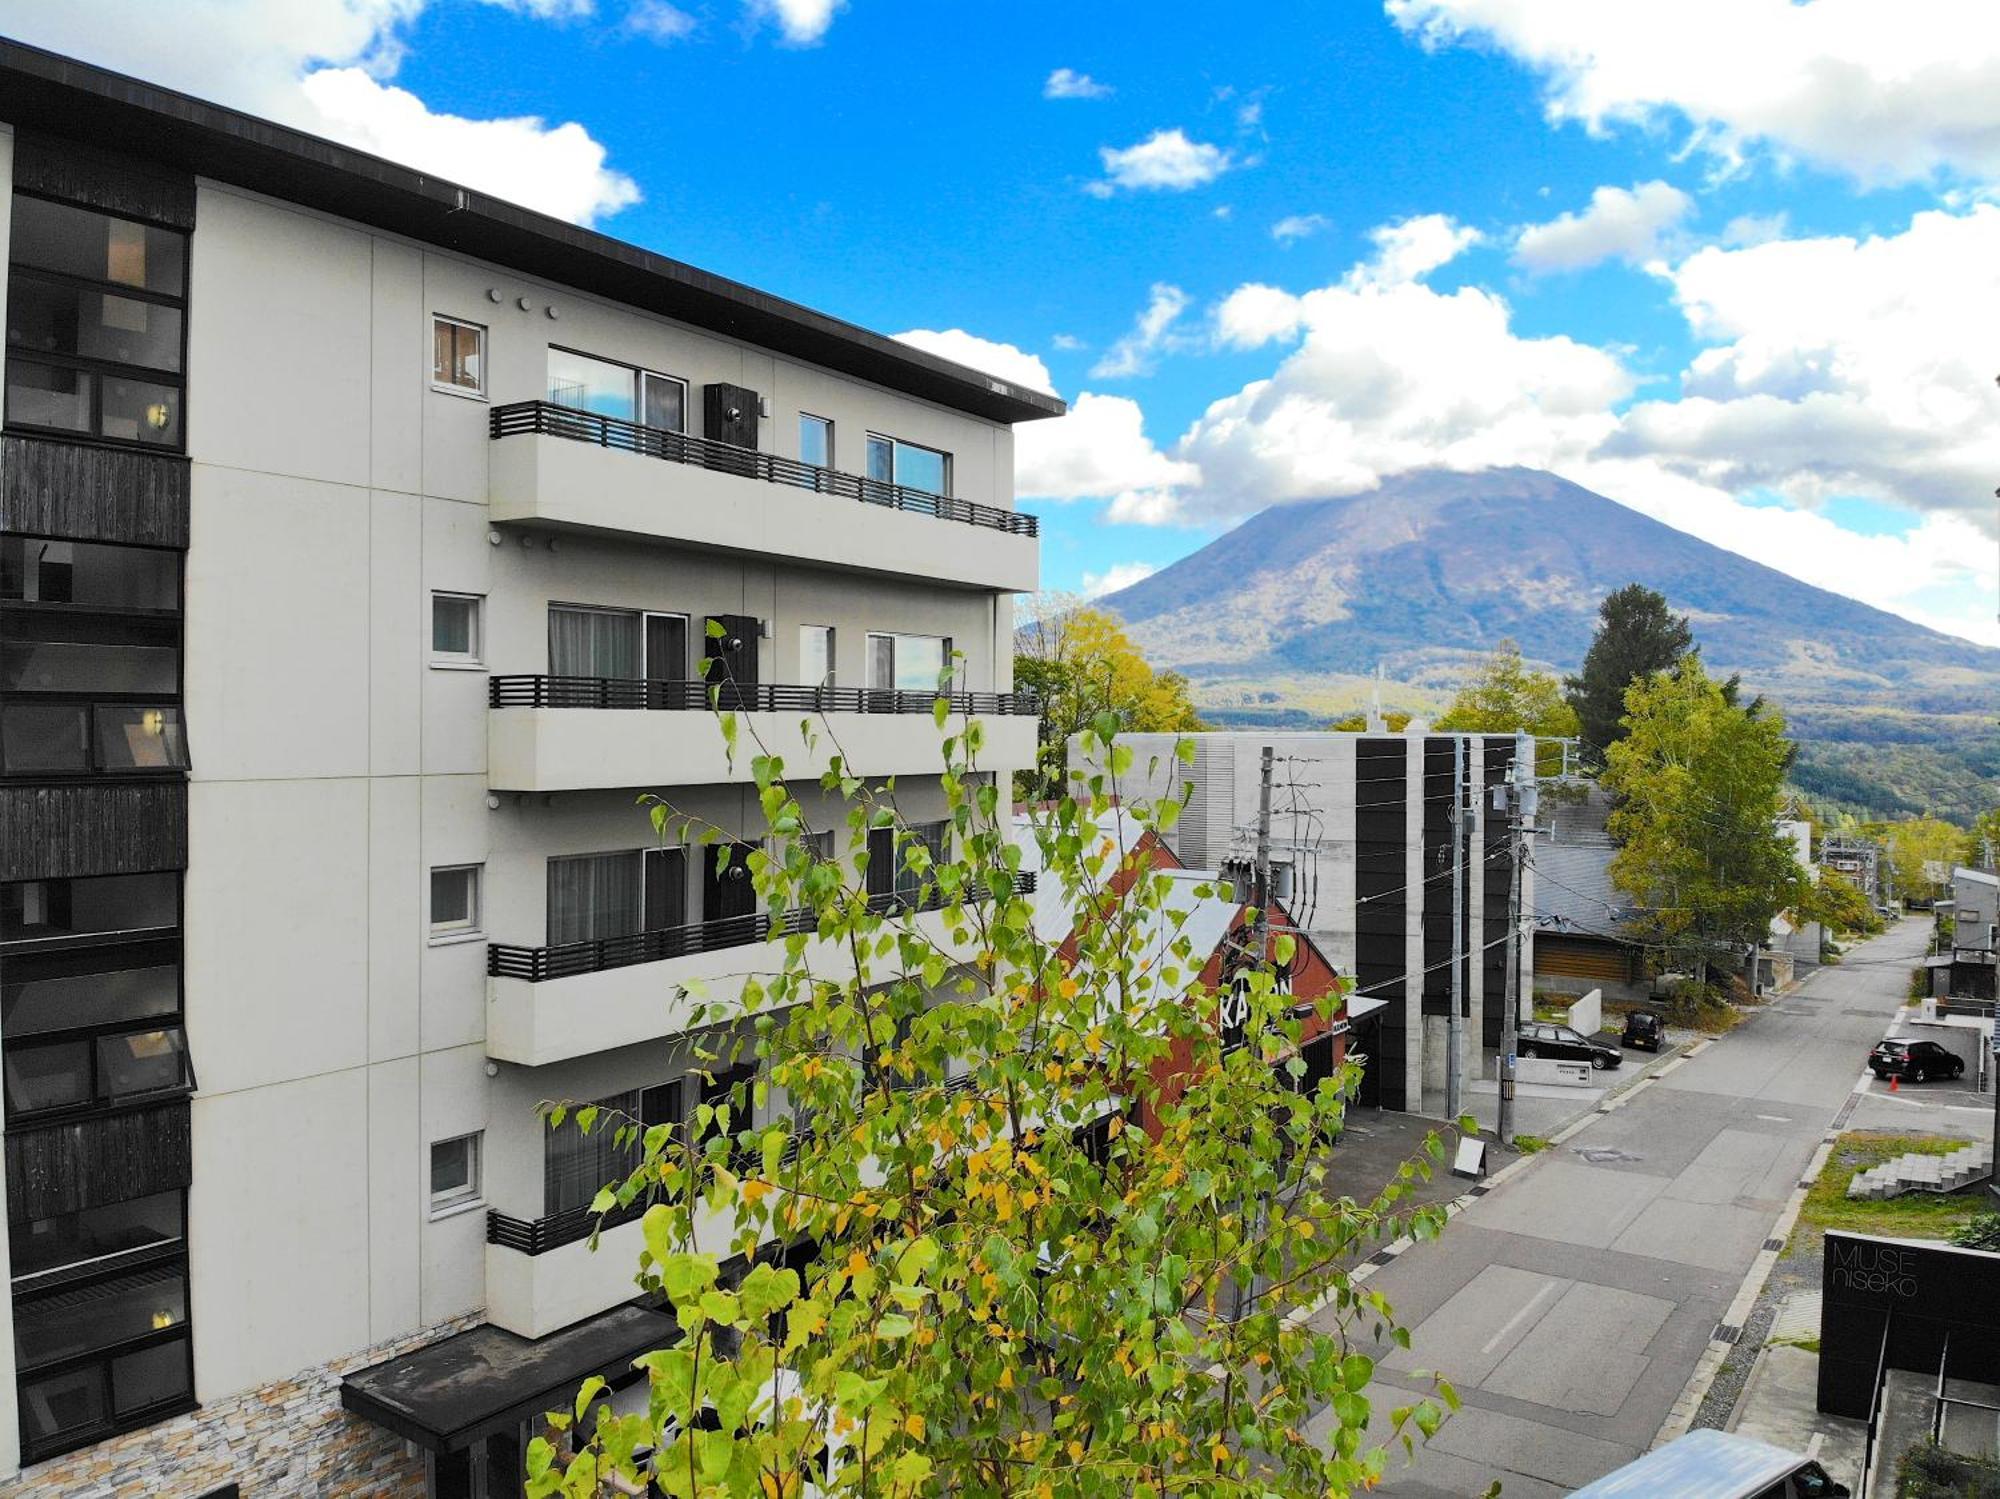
[1480,1280,1559,1356]
[1806,1433,1823,1461]
[1755,1114,1791,1123]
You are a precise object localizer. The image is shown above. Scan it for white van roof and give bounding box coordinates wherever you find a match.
[1569,1429,1816,1497]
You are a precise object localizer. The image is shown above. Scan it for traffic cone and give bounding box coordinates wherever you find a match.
[1889,1075,1899,1093]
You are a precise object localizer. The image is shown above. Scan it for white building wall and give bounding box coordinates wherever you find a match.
[168,176,1029,1409]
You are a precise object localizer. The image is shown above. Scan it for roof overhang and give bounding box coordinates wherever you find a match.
[0,38,1067,428]
[341,1305,678,1454]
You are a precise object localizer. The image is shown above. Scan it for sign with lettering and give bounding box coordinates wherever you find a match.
[1817,1230,2000,1419]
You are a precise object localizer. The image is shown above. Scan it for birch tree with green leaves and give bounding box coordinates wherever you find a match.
[526,666,1470,1498]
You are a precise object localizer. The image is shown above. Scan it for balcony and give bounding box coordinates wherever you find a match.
[488,402,1038,592]
[486,676,1040,793]
[484,877,1033,1067]
[484,1197,744,1338]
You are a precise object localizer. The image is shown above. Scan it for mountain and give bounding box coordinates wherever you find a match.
[1099,468,2000,822]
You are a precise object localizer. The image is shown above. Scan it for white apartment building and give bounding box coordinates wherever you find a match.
[1070,730,1534,1114]
[0,39,1054,1494]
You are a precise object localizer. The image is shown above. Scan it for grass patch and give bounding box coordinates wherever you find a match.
[1797,1132,1990,1241]
[1768,1334,1820,1353]
[1514,1135,1549,1155]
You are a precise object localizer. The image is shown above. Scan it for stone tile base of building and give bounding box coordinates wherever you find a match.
[0,1312,486,1498]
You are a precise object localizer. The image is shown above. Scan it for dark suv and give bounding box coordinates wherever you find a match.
[1518,1022,1622,1071]
[1868,1038,1964,1083]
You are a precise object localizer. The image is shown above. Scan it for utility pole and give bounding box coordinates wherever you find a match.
[1446,734,1465,1120]
[1498,730,1537,1150]
[1229,746,1277,1324]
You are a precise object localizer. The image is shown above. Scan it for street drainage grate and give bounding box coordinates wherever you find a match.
[1575,1147,1645,1165]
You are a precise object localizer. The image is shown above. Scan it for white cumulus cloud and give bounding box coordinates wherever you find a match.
[1387,0,2000,187]
[1017,393,1202,521]
[0,0,640,225]
[747,0,843,44]
[890,329,1058,396]
[1090,129,1235,195]
[1044,67,1112,100]
[1513,179,1693,272]
[1604,204,2000,530]
[301,69,640,224]
[626,0,698,40]
[1272,213,1331,243]
[1081,562,1160,598]
[1090,284,1193,379]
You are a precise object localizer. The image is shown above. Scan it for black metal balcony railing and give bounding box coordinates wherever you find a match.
[488,675,1039,716]
[491,400,1039,538]
[486,871,1037,984]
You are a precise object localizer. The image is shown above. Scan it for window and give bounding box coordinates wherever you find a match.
[799,625,834,687]
[430,592,483,667]
[799,413,832,468]
[544,1083,680,1216]
[432,316,484,397]
[6,197,188,450]
[1,872,178,947]
[429,864,482,942]
[547,348,685,432]
[865,632,951,693]
[546,850,644,946]
[865,434,951,496]
[10,1189,185,1283]
[429,1133,484,1217]
[1,538,178,609]
[548,604,642,679]
[866,821,948,905]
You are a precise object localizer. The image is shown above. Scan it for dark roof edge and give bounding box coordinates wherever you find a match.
[0,37,1066,426]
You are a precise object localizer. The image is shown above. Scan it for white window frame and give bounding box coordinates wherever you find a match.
[865,631,953,693]
[428,1132,484,1219]
[799,624,835,687]
[430,591,484,669]
[866,433,953,496]
[639,369,689,435]
[428,863,484,945]
[432,315,487,400]
[799,412,834,469]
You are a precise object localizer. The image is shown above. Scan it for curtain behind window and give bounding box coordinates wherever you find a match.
[544,1083,684,1215]
[549,606,642,679]
[547,851,643,946]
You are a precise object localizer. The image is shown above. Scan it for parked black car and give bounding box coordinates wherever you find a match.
[1518,1022,1622,1070]
[1868,1038,1964,1082]
[1621,1010,1664,1052]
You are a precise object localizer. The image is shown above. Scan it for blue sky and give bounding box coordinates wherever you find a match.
[6,0,1996,644]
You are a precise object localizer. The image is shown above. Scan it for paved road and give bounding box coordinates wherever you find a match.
[1313,918,1934,1497]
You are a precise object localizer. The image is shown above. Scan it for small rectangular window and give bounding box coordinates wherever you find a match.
[799,414,832,468]
[432,317,485,398]
[429,865,482,941]
[799,625,834,687]
[641,371,687,434]
[429,1133,483,1217]
[431,592,483,667]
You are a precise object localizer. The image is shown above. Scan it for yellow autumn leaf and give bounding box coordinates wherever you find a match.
[741,1178,773,1205]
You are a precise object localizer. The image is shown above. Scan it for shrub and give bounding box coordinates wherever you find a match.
[1950,1213,2000,1252]
[1897,1439,2000,1498]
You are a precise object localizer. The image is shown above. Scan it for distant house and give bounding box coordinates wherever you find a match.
[1929,867,1999,1003]
[1016,811,1374,1130]
[1534,787,1650,1003]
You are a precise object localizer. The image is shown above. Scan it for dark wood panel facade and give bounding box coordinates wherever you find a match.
[6,1101,191,1223]
[0,435,191,548]
[12,129,195,229]
[1354,738,1408,1111]
[0,781,187,880]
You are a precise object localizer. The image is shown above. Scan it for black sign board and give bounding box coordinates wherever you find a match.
[1818,1230,2000,1418]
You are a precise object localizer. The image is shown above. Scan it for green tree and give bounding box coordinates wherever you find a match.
[1014,597,1204,801]
[1971,806,2000,867]
[527,702,1469,1498]
[1884,817,1968,902]
[1435,641,1579,740]
[1326,709,1413,732]
[1797,869,1881,939]
[1564,584,1694,761]
[1604,658,1809,976]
